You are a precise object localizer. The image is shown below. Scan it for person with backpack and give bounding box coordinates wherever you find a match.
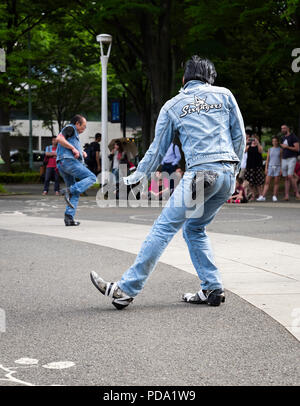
[84,133,101,175]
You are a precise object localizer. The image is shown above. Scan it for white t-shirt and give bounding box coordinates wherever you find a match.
[241,152,248,169]
[113,152,119,169]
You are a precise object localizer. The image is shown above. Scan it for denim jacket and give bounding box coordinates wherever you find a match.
[124,80,245,184]
[56,124,83,162]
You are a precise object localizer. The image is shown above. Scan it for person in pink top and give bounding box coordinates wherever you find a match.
[227,177,247,204]
[148,170,170,200]
[42,136,60,195]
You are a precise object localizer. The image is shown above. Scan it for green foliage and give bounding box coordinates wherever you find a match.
[0,171,41,183]
[0,183,7,193]
[1,0,300,164]
[184,0,300,134]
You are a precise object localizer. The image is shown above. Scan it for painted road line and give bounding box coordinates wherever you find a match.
[0,359,75,386]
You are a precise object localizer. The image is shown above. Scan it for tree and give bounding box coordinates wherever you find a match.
[72,0,190,152]
[30,20,100,133]
[0,0,75,170]
[0,0,129,169]
[184,0,300,137]
[2,0,299,172]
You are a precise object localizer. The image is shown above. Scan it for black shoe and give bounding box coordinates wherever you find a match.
[60,188,74,209]
[182,289,225,307]
[64,214,80,226]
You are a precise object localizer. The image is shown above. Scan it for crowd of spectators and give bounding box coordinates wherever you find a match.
[234,124,300,204]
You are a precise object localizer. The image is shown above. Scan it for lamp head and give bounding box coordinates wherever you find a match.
[96,34,112,44]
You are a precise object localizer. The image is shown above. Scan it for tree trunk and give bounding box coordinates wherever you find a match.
[140,108,152,155]
[141,0,172,142]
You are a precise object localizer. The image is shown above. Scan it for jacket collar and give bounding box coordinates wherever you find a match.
[180,80,209,94]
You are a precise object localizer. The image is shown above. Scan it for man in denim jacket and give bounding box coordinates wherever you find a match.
[91,56,245,309]
[56,115,96,226]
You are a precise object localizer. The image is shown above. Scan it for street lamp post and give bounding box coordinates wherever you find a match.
[28,32,33,171]
[96,33,112,189]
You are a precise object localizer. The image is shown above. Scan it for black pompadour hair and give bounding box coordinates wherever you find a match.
[183,55,217,85]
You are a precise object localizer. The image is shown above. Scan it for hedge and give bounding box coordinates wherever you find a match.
[0,172,41,184]
[0,184,7,193]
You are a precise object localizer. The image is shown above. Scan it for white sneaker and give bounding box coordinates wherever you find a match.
[272,195,278,202]
[256,195,266,202]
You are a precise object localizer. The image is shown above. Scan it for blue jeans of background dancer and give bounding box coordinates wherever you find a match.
[43,167,60,193]
[57,158,96,218]
[117,162,236,297]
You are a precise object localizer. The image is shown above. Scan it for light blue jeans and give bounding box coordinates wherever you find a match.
[57,158,96,218]
[118,162,236,297]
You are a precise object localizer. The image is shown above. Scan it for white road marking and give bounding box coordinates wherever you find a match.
[42,361,75,370]
[0,359,76,386]
[0,364,35,386]
[15,358,39,365]
[215,213,273,223]
[129,212,273,223]
[0,211,25,216]
[129,214,158,222]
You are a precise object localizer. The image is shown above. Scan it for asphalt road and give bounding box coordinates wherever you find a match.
[0,189,300,386]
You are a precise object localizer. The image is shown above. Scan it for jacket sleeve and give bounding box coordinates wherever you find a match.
[228,92,246,172]
[123,106,174,185]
